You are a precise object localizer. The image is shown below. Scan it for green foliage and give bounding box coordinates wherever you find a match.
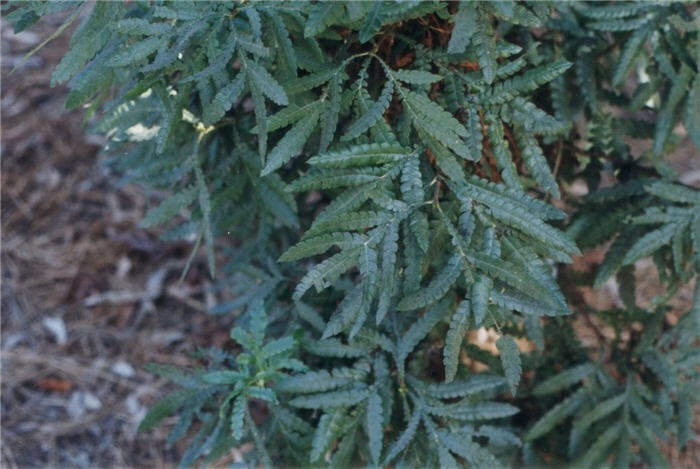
[11,0,699,467]
[496,335,522,397]
[137,301,303,467]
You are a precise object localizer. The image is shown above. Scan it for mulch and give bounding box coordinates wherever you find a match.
[2,14,235,469]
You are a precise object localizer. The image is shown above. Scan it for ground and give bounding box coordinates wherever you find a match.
[2,14,236,469]
[1,10,699,469]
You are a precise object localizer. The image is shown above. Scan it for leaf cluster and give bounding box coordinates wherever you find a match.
[8,1,699,467]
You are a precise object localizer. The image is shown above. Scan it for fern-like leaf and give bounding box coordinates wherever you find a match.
[569,393,625,456]
[612,24,652,87]
[203,74,246,126]
[304,1,344,38]
[397,254,464,311]
[427,375,506,399]
[310,409,344,463]
[392,69,443,85]
[443,300,470,382]
[496,335,521,396]
[383,408,421,465]
[515,129,560,198]
[307,142,411,168]
[289,387,369,409]
[576,420,624,469]
[376,220,399,325]
[622,223,681,266]
[139,389,196,431]
[279,232,365,263]
[262,109,320,176]
[367,391,384,464]
[447,2,477,54]
[140,185,197,228]
[399,296,453,363]
[471,274,492,326]
[342,79,394,142]
[525,387,588,441]
[246,60,289,106]
[293,246,362,300]
[532,363,597,396]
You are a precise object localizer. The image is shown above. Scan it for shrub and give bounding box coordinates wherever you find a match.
[7,1,699,467]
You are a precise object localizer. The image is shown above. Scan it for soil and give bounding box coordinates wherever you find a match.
[2,13,237,469]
